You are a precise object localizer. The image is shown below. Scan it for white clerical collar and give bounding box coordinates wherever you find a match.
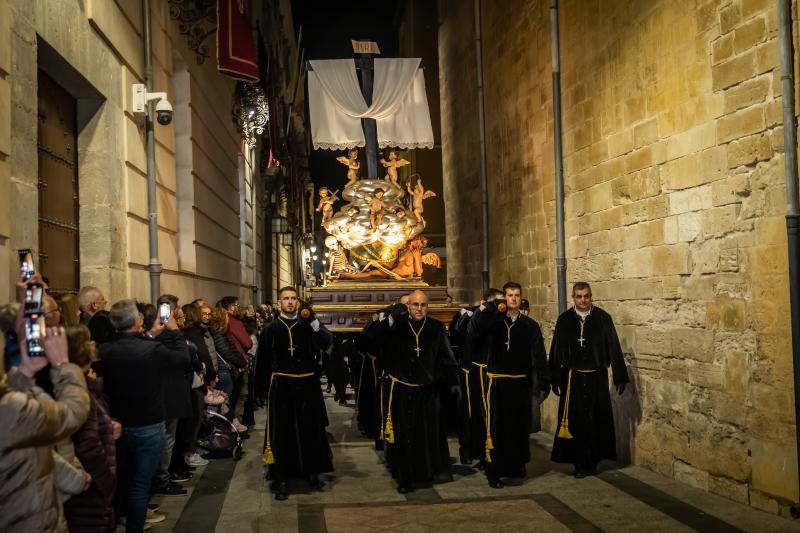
[507,312,520,322]
[280,312,298,320]
[574,307,592,319]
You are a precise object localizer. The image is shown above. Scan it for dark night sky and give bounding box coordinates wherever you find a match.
[291,0,401,196]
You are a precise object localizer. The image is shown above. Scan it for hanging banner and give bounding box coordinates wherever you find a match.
[217,0,259,82]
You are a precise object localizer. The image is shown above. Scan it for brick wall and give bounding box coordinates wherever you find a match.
[439,0,797,513]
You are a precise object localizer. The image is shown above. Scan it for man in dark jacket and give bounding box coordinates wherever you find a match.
[96,299,190,532]
[151,294,193,495]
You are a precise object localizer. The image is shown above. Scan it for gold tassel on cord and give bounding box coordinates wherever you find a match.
[484,376,495,463]
[383,379,397,443]
[557,369,574,440]
[262,447,275,465]
[262,375,277,464]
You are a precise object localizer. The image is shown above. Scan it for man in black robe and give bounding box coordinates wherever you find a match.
[360,294,409,451]
[374,290,460,493]
[468,282,549,488]
[254,286,334,500]
[549,281,628,478]
[453,287,502,466]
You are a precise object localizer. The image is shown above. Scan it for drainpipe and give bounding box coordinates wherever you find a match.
[777,0,800,510]
[474,0,490,293]
[551,0,567,313]
[143,0,161,304]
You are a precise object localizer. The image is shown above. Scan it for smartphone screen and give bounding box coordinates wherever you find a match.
[25,314,46,357]
[159,303,171,325]
[24,283,44,316]
[18,249,34,281]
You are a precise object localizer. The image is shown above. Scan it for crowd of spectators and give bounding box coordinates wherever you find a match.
[1,274,273,533]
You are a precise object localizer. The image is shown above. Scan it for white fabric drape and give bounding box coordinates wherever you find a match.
[308,58,434,150]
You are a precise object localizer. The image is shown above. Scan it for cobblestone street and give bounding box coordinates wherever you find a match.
[145,388,800,532]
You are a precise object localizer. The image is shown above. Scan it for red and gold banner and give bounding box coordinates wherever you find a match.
[217,0,259,82]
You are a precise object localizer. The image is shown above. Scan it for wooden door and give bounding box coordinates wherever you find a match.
[37,70,79,295]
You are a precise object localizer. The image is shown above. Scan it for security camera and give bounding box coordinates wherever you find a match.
[155,98,173,126]
[131,84,173,126]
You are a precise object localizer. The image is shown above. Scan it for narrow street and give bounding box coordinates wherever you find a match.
[146,385,800,533]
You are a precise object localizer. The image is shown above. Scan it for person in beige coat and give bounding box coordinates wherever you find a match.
[0,314,90,533]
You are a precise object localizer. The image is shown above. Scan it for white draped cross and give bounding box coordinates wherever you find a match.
[308,58,434,150]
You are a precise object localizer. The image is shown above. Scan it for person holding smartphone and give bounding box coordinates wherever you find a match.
[94,299,190,531]
[1,295,90,533]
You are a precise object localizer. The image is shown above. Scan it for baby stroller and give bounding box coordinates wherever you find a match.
[198,410,244,460]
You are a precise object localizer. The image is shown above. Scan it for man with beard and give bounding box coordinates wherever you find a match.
[373,290,460,493]
[468,282,549,488]
[549,282,628,478]
[253,286,333,500]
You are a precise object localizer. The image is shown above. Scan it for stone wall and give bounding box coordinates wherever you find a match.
[438,0,485,303]
[2,0,262,305]
[0,0,14,304]
[439,0,798,513]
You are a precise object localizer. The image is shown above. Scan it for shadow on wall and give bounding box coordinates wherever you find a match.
[612,365,642,465]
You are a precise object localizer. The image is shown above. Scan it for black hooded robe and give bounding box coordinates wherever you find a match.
[549,306,629,468]
[254,316,334,482]
[468,304,549,479]
[375,314,459,488]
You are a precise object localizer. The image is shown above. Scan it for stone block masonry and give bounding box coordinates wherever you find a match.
[439,0,798,514]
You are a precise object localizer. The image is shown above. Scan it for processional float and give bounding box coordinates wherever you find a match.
[305,47,458,331]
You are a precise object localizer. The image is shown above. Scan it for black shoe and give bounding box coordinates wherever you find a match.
[308,474,325,490]
[147,503,160,512]
[573,468,586,479]
[338,399,347,406]
[152,482,188,496]
[170,471,191,483]
[488,478,504,489]
[397,484,411,494]
[274,481,288,501]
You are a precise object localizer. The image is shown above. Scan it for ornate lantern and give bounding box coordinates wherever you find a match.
[232,81,269,146]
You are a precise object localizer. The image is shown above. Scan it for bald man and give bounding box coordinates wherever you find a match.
[373,290,460,493]
[78,286,107,325]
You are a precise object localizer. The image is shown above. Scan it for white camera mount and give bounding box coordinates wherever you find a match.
[132,83,168,115]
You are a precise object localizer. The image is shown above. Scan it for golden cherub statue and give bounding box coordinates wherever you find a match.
[406,176,437,225]
[316,187,339,224]
[366,188,386,229]
[379,150,410,187]
[336,149,361,187]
